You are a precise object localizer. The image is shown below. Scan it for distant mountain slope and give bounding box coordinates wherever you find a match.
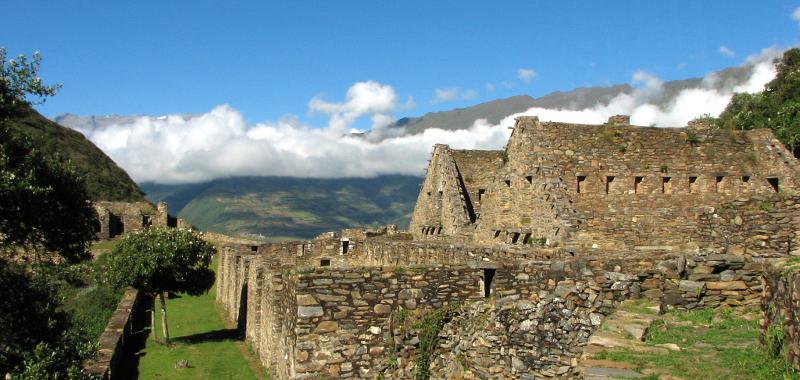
[9,105,145,201]
[141,176,420,240]
[384,66,752,135]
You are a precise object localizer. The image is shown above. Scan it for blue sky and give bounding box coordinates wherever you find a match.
[4,1,800,128]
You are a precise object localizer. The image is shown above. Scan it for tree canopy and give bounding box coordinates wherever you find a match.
[0,48,98,379]
[0,47,96,262]
[105,226,216,342]
[716,48,800,156]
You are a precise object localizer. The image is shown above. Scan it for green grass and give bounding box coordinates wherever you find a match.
[136,256,268,380]
[595,307,798,380]
[90,239,122,251]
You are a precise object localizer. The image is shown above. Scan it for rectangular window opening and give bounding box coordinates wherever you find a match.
[742,175,750,183]
[320,258,331,267]
[634,176,643,194]
[662,177,672,194]
[250,245,258,252]
[716,176,725,193]
[341,240,349,254]
[577,176,586,193]
[768,177,780,192]
[478,188,486,201]
[483,269,496,298]
[689,176,698,193]
[606,176,615,194]
[523,232,532,245]
[511,232,520,244]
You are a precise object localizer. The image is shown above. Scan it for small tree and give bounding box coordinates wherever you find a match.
[105,227,216,343]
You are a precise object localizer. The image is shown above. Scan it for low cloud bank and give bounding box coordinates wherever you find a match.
[71,49,779,184]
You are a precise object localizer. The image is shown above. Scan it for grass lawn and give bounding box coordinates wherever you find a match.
[91,239,122,251]
[135,256,268,379]
[594,306,798,380]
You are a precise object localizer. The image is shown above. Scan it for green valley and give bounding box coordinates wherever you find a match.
[141,175,421,240]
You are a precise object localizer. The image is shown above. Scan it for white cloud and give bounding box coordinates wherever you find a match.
[69,48,781,184]
[793,6,800,24]
[485,82,496,92]
[498,48,778,128]
[719,45,735,57]
[517,68,536,83]
[74,104,510,184]
[308,80,398,134]
[431,87,478,104]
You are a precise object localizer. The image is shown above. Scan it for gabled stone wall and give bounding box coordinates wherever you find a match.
[409,145,480,241]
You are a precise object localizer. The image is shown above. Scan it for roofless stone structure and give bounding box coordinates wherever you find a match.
[217,115,800,378]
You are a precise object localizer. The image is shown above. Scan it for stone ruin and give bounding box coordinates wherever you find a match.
[216,115,800,379]
[92,201,187,240]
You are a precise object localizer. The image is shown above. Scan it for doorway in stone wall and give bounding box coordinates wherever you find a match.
[483,269,495,298]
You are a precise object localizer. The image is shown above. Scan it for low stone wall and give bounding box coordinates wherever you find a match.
[84,289,142,379]
[762,269,800,372]
[284,266,483,378]
[203,231,264,246]
[640,253,766,310]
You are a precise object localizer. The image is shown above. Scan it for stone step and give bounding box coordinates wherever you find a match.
[583,367,647,379]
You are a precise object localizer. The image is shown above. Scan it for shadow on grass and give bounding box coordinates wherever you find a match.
[115,296,152,380]
[173,328,242,344]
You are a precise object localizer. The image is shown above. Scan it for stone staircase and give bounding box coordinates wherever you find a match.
[579,301,679,379]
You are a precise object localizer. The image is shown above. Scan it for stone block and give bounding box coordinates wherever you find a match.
[298,306,324,318]
[706,281,748,290]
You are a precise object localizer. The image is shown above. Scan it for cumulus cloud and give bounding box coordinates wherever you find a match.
[517,68,536,83]
[793,6,800,24]
[308,80,398,134]
[430,87,478,104]
[719,45,735,57]
[70,48,781,184]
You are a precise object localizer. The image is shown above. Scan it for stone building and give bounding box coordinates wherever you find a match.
[217,116,800,379]
[92,201,183,239]
[411,115,799,252]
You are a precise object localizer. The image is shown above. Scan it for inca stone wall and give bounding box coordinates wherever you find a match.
[214,115,800,379]
[762,268,800,372]
[83,289,143,380]
[409,116,800,253]
[409,144,485,241]
[92,201,177,239]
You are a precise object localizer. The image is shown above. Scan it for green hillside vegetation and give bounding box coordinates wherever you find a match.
[7,105,145,201]
[715,48,800,157]
[142,175,420,240]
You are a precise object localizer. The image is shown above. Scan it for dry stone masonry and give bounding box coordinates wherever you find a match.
[217,115,800,379]
[92,201,186,240]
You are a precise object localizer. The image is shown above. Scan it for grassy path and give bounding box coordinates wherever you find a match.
[135,257,268,379]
